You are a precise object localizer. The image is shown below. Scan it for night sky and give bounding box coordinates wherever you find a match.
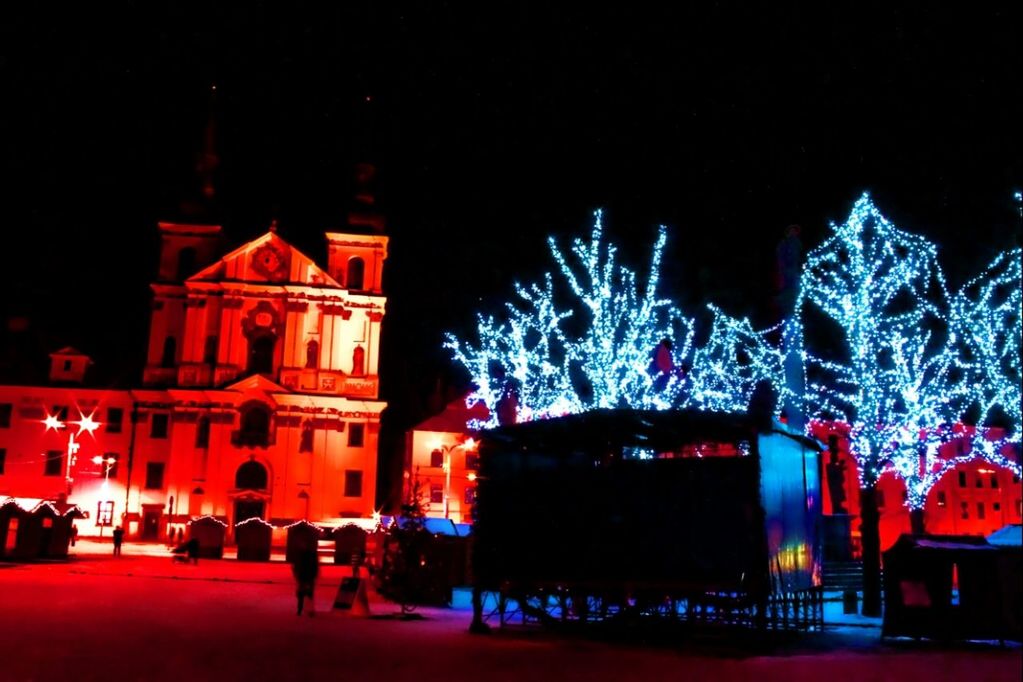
[1,5,1021,443]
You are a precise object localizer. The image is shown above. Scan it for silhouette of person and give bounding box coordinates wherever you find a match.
[826,435,849,515]
[112,526,124,556]
[69,524,78,547]
[291,549,320,616]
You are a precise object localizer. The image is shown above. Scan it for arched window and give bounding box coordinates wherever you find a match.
[305,340,319,369]
[161,337,177,368]
[346,257,365,291]
[238,403,271,447]
[247,334,276,375]
[176,247,197,281]
[235,460,268,490]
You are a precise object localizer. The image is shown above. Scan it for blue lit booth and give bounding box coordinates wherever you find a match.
[881,534,1022,643]
[188,515,227,559]
[470,408,824,631]
[0,497,85,561]
[235,517,273,562]
[285,520,324,564]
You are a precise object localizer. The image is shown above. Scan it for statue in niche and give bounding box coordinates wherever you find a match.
[825,434,848,514]
[299,420,314,453]
[351,345,365,376]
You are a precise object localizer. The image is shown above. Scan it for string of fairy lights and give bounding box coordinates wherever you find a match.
[446,195,1022,510]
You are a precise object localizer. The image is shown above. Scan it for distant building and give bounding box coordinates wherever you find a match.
[404,396,488,524]
[0,171,389,542]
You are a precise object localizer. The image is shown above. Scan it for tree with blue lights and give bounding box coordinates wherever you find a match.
[445,210,698,428]
[796,193,964,616]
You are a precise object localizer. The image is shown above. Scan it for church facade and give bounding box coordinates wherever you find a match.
[0,218,388,542]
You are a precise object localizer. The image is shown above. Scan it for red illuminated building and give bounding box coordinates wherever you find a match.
[0,176,389,542]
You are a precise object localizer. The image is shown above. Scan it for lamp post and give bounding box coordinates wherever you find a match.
[429,438,477,521]
[92,454,117,538]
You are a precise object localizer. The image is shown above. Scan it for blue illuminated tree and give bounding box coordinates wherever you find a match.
[796,193,963,615]
[950,248,1022,471]
[445,210,697,428]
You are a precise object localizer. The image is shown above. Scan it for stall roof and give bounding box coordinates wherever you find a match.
[987,524,1022,547]
[481,408,823,454]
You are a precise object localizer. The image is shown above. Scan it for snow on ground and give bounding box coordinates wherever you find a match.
[0,540,1019,682]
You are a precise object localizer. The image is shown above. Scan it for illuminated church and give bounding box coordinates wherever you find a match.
[0,106,389,541]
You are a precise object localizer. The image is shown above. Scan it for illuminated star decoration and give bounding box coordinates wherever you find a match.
[72,412,101,437]
[43,413,65,431]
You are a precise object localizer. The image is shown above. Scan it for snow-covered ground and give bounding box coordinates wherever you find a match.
[0,540,1018,682]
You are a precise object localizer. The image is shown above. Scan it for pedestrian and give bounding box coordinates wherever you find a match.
[186,537,200,565]
[112,526,124,556]
[69,524,78,547]
[290,549,320,616]
[176,527,184,545]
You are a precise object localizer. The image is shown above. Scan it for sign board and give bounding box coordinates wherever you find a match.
[333,577,370,615]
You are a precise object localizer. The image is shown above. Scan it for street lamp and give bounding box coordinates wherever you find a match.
[429,438,477,520]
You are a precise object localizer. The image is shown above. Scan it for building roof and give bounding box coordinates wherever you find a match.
[481,408,824,454]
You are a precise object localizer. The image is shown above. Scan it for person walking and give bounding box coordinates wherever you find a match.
[291,549,320,616]
[112,526,124,556]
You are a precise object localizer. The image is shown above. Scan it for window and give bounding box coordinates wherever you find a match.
[901,489,908,502]
[977,503,985,520]
[150,413,169,438]
[346,257,365,290]
[431,449,444,468]
[344,470,363,497]
[465,453,480,470]
[106,407,123,434]
[96,501,114,527]
[990,474,999,489]
[145,462,165,489]
[0,403,11,427]
[238,403,271,447]
[247,334,276,375]
[176,247,197,281]
[1014,474,1021,484]
[960,501,969,519]
[235,460,268,490]
[958,471,967,487]
[161,337,177,368]
[975,475,984,488]
[993,502,1001,512]
[196,416,210,448]
[299,421,314,453]
[464,486,476,505]
[937,491,947,507]
[44,450,63,476]
[0,448,5,474]
[203,336,219,365]
[430,484,444,504]
[52,405,69,427]
[348,423,364,448]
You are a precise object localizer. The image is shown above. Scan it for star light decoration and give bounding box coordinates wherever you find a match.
[798,194,1020,509]
[445,210,782,430]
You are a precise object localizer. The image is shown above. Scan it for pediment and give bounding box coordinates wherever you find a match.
[225,373,291,396]
[188,231,340,287]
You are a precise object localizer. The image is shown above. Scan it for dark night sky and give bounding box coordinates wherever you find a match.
[1,3,1021,433]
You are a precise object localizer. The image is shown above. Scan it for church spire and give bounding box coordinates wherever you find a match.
[176,84,220,223]
[345,94,385,233]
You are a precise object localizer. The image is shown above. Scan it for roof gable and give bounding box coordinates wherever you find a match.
[188,231,339,287]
